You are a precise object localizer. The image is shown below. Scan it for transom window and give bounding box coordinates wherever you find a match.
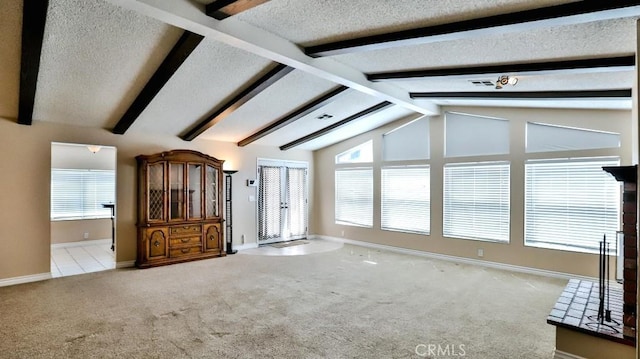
[335,140,373,164]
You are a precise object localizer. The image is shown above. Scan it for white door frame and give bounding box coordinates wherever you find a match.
[256,158,309,244]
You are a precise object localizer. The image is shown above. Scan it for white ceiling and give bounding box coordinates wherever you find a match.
[2,0,638,151]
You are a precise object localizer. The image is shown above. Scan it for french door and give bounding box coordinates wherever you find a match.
[257,159,308,244]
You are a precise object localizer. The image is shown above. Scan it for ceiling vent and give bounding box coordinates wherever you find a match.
[469,80,494,87]
[316,113,333,120]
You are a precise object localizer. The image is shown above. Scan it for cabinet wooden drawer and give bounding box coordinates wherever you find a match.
[170,225,201,236]
[170,246,202,258]
[170,236,201,247]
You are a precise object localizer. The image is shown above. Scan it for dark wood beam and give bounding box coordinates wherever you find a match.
[18,0,49,125]
[206,0,271,20]
[182,63,294,141]
[368,55,636,82]
[409,89,632,99]
[237,86,349,147]
[305,1,640,57]
[112,31,204,135]
[280,101,393,151]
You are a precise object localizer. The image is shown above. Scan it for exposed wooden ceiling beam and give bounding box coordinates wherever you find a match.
[368,55,636,82]
[18,0,49,126]
[280,101,393,151]
[305,1,640,57]
[206,0,271,20]
[182,63,294,141]
[237,86,349,147]
[112,31,203,135]
[410,89,632,100]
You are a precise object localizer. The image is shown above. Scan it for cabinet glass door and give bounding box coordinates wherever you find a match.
[148,163,165,221]
[169,163,185,220]
[205,165,219,218]
[188,163,202,219]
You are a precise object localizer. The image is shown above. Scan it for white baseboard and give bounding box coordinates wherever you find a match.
[234,242,259,251]
[553,349,586,359]
[116,260,135,269]
[52,238,111,248]
[0,272,51,287]
[315,235,603,283]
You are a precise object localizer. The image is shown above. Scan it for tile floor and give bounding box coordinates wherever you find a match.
[240,238,343,256]
[51,239,115,278]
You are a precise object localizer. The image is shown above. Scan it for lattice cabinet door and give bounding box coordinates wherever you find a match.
[146,162,166,222]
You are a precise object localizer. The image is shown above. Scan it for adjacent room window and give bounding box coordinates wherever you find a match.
[524,158,620,254]
[381,166,430,234]
[51,169,115,220]
[335,168,373,227]
[443,162,510,242]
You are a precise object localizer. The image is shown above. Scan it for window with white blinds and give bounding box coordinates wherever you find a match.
[51,169,115,220]
[382,166,430,234]
[443,162,510,242]
[524,158,620,253]
[335,168,373,227]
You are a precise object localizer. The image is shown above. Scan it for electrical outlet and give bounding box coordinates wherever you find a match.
[83,232,89,239]
[477,249,484,258]
[341,230,345,237]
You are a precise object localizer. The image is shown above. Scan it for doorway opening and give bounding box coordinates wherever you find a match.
[257,159,308,245]
[50,142,116,277]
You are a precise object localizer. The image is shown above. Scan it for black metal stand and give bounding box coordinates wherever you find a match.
[102,203,115,251]
[224,170,237,255]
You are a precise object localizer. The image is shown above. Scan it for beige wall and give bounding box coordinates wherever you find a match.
[50,218,113,244]
[0,119,312,279]
[313,106,631,278]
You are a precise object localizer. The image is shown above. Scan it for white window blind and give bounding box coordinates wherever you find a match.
[335,168,373,227]
[383,118,430,161]
[445,112,510,157]
[51,169,115,220]
[524,158,620,253]
[382,166,430,234]
[526,122,621,153]
[443,162,510,242]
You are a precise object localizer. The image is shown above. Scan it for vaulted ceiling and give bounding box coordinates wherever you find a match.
[2,0,638,151]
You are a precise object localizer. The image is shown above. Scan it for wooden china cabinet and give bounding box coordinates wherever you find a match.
[136,150,225,268]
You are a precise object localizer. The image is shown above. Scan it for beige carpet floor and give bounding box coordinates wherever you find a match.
[0,241,566,358]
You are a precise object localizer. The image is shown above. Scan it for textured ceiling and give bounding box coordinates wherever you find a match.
[251,89,389,147]
[34,0,182,128]
[333,17,637,73]
[129,38,273,137]
[198,69,340,143]
[236,0,577,46]
[3,0,638,151]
